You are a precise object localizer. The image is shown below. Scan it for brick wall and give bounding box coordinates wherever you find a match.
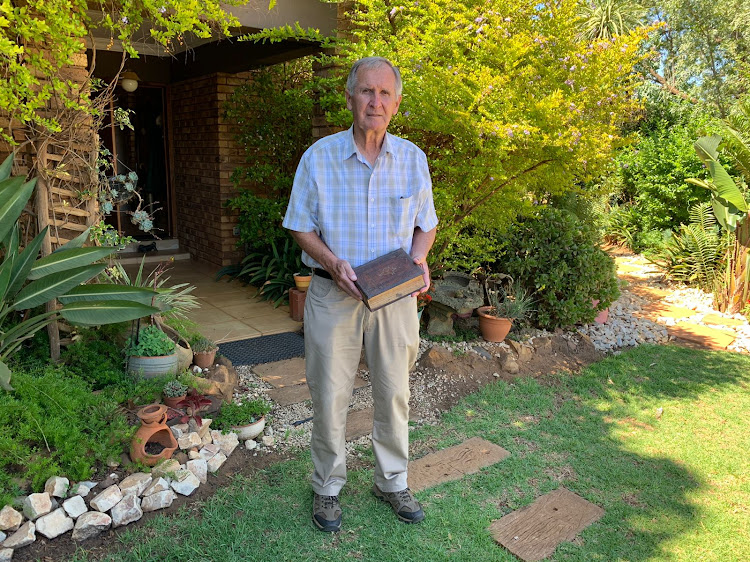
[170,72,254,267]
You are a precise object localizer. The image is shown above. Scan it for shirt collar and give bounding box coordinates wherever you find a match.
[344,127,395,163]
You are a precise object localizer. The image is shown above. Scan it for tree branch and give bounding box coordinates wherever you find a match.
[647,69,699,104]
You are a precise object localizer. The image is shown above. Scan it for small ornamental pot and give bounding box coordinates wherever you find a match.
[591,299,609,324]
[193,348,218,369]
[293,273,312,292]
[163,394,187,409]
[131,404,178,466]
[476,306,513,343]
[231,416,266,440]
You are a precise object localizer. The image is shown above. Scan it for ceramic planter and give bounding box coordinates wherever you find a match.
[293,273,312,292]
[591,299,609,324]
[163,394,186,409]
[193,348,218,369]
[128,353,179,378]
[477,306,513,342]
[231,416,266,440]
[131,404,178,466]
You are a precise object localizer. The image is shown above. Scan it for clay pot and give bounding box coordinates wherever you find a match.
[293,273,312,292]
[193,349,218,369]
[130,404,178,467]
[477,306,513,342]
[163,394,186,409]
[592,299,609,324]
[231,416,266,440]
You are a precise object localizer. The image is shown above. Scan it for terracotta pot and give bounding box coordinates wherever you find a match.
[163,394,186,409]
[293,273,312,292]
[592,299,609,324]
[477,306,513,342]
[231,416,266,440]
[131,404,178,467]
[193,349,217,369]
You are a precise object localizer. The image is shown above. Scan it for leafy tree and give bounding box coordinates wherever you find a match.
[252,0,652,268]
[0,0,250,143]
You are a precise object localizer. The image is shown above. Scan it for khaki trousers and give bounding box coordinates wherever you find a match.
[304,274,419,495]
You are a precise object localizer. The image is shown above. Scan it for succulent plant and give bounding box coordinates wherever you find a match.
[163,379,188,398]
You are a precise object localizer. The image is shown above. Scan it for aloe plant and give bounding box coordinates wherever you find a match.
[0,155,160,391]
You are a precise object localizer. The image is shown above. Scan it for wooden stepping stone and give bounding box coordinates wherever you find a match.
[489,487,604,561]
[627,284,671,300]
[667,322,736,350]
[345,407,374,441]
[408,437,510,493]
[266,375,369,407]
[702,313,747,328]
[639,302,696,320]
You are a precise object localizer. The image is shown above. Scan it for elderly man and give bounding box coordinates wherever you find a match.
[283,56,438,532]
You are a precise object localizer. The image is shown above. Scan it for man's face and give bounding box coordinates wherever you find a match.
[346,64,402,135]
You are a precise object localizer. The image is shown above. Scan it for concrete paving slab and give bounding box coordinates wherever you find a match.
[702,313,747,327]
[408,437,510,493]
[255,358,307,388]
[345,408,374,441]
[267,384,311,407]
[639,302,696,319]
[489,487,604,561]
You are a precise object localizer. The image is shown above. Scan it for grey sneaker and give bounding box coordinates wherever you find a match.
[312,493,342,532]
[373,485,425,524]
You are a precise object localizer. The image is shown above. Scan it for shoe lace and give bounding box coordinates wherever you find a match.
[394,489,414,505]
[320,495,339,509]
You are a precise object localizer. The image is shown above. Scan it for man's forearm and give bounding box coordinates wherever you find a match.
[289,230,362,300]
[410,227,436,261]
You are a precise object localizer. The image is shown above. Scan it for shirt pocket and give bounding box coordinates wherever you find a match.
[389,195,415,243]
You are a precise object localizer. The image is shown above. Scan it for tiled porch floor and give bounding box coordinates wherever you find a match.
[123,258,302,343]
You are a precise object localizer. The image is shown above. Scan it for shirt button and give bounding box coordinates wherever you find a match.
[370,198,375,202]
[371,249,375,253]
[370,224,375,228]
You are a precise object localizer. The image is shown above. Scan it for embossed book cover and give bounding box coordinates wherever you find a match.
[354,248,426,311]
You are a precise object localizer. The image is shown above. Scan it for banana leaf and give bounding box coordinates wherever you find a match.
[12,264,107,310]
[60,300,160,327]
[28,247,116,280]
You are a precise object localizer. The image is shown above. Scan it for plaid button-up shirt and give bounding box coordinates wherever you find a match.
[283,127,438,269]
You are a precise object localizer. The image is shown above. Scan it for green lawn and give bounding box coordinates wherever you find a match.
[76,344,750,561]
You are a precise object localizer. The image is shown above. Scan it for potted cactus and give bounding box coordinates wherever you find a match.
[191,335,219,369]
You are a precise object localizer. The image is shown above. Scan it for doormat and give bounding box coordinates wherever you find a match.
[489,487,605,561]
[218,332,305,366]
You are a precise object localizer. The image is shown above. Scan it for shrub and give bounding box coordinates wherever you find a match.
[124,325,176,357]
[61,326,129,389]
[0,366,133,505]
[225,191,289,255]
[214,399,271,430]
[497,207,620,329]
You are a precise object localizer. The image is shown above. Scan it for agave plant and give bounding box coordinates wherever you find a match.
[0,155,160,391]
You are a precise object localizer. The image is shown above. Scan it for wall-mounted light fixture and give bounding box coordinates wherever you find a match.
[120,71,140,93]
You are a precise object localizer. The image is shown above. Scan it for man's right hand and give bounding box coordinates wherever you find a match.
[329,259,362,301]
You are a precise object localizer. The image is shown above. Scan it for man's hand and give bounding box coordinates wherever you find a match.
[329,259,362,301]
[411,255,431,297]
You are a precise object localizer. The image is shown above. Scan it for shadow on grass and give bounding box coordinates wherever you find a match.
[74,344,748,561]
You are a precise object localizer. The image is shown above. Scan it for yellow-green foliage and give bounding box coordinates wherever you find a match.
[321,0,654,265]
[0,0,243,143]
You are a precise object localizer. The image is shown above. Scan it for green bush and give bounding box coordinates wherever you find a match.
[225,190,288,255]
[497,207,620,329]
[124,325,176,357]
[0,366,133,506]
[214,399,272,431]
[61,326,129,389]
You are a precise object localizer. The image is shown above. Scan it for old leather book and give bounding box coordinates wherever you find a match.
[354,248,426,311]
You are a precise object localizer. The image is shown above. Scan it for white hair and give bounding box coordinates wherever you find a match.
[346,57,403,97]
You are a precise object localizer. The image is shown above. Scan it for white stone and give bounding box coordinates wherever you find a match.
[44,476,69,499]
[2,521,35,549]
[211,430,239,456]
[178,432,202,450]
[142,477,170,497]
[199,443,220,461]
[141,490,177,512]
[89,485,123,513]
[71,512,111,541]
[186,459,207,484]
[119,473,152,497]
[69,482,95,497]
[201,433,213,446]
[35,508,73,539]
[152,458,181,479]
[170,425,184,439]
[245,439,258,450]
[0,506,22,532]
[206,452,227,474]
[62,495,87,519]
[197,418,213,439]
[0,532,4,544]
[0,548,11,562]
[111,494,142,528]
[22,493,52,521]
[188,450,202,460]
[170,471,200,496]
[261,436,275,447]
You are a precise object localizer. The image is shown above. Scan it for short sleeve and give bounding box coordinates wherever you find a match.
[282,150,319,233]
[413,150,438,232]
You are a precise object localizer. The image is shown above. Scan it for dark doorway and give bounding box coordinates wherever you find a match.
[102,84,172,239]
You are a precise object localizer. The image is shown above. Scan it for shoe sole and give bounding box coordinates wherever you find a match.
[312,514,341,532]
[373,488,425,524]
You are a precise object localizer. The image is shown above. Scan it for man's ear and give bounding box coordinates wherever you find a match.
[345,90,353,111]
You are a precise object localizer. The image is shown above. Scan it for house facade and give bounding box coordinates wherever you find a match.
[1,0,340,267]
